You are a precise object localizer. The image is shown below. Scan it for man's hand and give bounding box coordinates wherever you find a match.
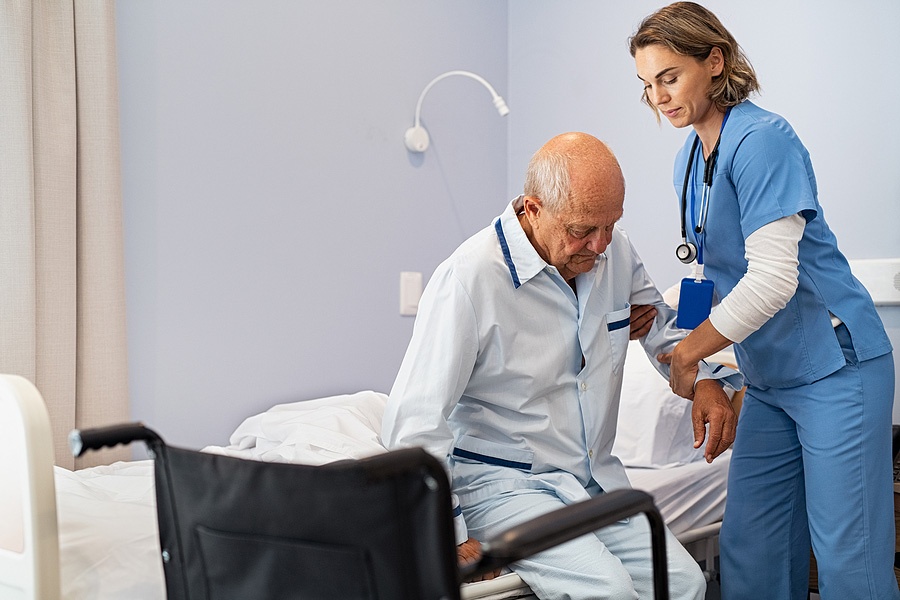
[457,538,501,582]
[689,379,737,463]
[629,304,657,340]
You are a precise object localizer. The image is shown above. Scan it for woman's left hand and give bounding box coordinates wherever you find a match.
[657,344,700,399]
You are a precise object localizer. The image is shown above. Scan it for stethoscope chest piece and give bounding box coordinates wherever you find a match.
[676,241,698,264]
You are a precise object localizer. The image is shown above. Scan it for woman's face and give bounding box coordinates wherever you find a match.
[634,44,723,132]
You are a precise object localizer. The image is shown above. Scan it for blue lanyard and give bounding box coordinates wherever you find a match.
[688,107,731,265]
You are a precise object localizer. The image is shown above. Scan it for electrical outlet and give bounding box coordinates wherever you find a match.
[400,271,423,316]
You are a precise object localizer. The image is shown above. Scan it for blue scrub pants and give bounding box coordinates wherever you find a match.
[721,325,897,599]
[462,484,706,600]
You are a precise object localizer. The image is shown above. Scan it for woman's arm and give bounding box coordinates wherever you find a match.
[710,213,805,343]
[663,213,805,397]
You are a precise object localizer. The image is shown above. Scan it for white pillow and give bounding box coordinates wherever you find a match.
[612,340,705,468]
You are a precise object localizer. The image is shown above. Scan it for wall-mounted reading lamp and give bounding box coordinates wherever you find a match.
[404,70,509,153]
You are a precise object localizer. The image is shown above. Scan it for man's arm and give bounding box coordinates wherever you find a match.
[380,267,501,577]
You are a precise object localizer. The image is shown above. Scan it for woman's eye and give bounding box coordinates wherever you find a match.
[663,77,677,85]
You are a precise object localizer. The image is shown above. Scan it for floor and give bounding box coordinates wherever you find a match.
[705,579,820,599]
[704,578,720,600]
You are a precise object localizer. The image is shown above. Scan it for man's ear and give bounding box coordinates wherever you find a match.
[522,195,542,218]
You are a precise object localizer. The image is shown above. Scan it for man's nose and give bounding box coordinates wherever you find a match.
[585,230,611,255]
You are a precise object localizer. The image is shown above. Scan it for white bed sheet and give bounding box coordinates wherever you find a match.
[55,461,162,600]
[625,451,730,537]
[53,391,730,599]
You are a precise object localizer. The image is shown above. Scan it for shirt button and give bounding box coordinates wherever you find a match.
[589,449,594,458]
[580,382,587,391]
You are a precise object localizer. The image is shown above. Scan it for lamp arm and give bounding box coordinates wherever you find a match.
[413,70,508,128]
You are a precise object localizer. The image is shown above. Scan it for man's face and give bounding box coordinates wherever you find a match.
[526,191,624,281]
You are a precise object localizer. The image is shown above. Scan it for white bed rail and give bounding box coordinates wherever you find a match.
[0,374,60,600]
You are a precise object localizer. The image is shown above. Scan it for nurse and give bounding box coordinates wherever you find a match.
[629,3,896,599]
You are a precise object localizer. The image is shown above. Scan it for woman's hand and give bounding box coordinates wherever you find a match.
[629,304,658,340]
[657,342,700,399]
[658,320,734,399]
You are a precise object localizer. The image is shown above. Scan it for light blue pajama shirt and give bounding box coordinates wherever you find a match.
[382,196,739,599]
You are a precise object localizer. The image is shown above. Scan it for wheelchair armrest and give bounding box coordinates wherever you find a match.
[459,489,669,600]
[69,422,163,457]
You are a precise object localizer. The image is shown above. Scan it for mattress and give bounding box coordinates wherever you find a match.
[53,450,729,599]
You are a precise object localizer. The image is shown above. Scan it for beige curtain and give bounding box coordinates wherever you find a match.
[0,0,129,469]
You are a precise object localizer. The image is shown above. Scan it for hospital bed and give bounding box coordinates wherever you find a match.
[0,341,735,599]
[66,424,670,600]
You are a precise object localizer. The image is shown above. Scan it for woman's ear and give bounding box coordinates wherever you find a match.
[708,47,725,77]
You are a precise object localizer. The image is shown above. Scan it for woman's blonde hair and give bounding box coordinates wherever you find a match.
[628,2,759,113]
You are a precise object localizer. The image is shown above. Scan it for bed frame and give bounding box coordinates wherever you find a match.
[0,375,60,600]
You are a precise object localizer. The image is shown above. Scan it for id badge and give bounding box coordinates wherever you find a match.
[676,277,714,329]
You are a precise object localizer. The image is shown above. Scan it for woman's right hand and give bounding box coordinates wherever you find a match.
[629,304,658,339]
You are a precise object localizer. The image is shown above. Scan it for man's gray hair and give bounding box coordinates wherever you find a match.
[523,150,569,214]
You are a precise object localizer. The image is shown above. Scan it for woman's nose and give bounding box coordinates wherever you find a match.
[648,86,668,107]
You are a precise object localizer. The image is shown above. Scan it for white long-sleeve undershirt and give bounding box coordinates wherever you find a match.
[709,213,806,343]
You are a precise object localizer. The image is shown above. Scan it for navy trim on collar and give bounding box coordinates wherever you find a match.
[494,219,521,289]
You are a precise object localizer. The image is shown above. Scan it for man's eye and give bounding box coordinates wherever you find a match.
[568,229,591,239]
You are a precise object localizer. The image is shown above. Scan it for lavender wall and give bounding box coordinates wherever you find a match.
[117,1,509,448]
[118,1,899,448]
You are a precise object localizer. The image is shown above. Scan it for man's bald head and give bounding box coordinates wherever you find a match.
[519,133,626,281]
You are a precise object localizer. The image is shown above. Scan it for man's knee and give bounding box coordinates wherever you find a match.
[667,551,706,600]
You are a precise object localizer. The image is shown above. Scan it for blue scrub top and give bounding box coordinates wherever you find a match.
[674,100,891,389]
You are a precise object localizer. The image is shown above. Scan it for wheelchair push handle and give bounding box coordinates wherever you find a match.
[69,422,163,457]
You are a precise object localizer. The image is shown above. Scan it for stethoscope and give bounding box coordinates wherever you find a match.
[676,107,732,265]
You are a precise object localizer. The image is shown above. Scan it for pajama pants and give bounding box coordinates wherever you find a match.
[462,481,705,600]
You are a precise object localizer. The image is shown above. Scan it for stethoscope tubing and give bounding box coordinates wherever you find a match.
[676,107,732,265]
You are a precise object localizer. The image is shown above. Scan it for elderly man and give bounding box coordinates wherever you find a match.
[383,132,740,599]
